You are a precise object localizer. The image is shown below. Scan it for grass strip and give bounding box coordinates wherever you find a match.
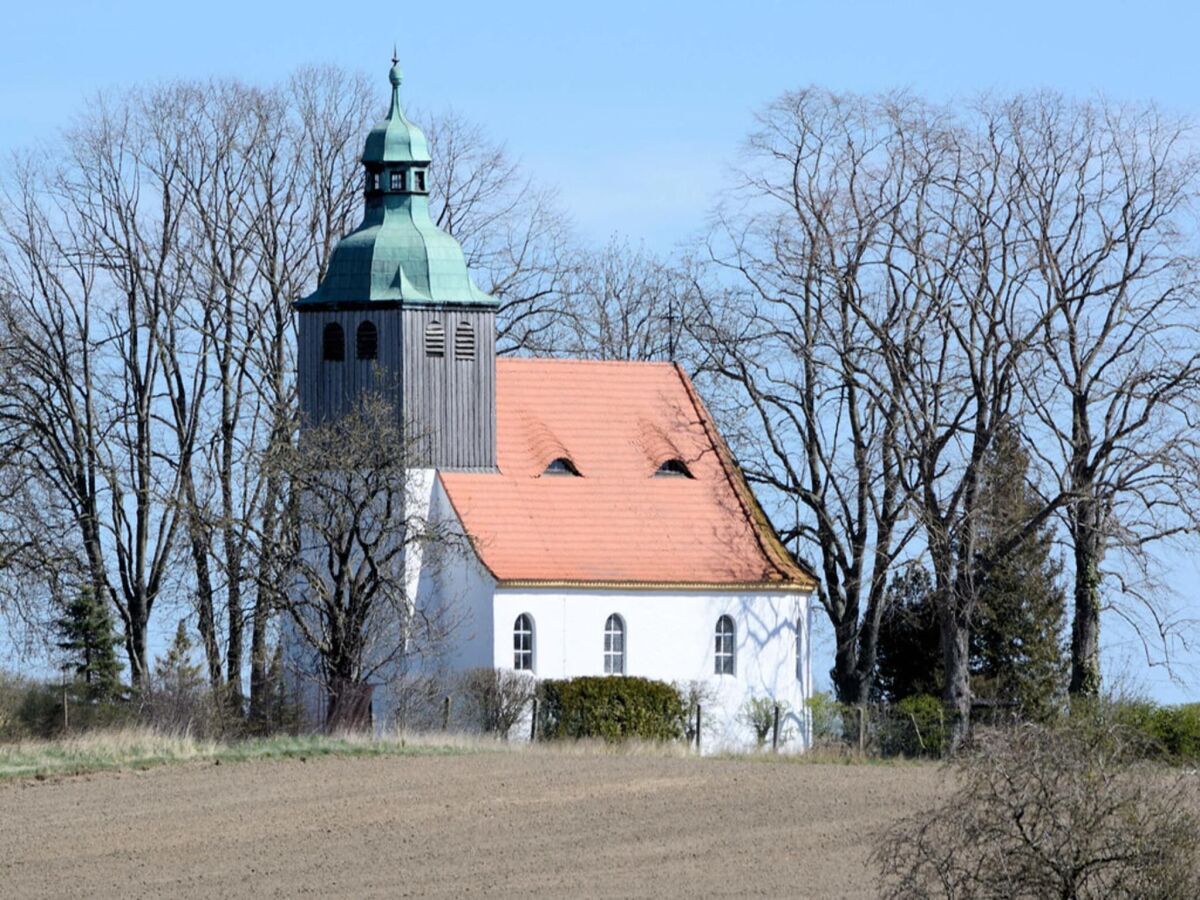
[0,730,475,781]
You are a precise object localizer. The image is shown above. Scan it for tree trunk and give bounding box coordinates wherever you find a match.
[127,607,149,688]
[190,523,222,692]
[1069,520,1104,697]
[181,472,222,692]
[940,607,972,753]
[832,616,868,705]
[248,588,272,724]
[224,518,245,706]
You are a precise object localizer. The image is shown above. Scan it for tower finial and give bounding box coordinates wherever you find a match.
[388,51,403,92]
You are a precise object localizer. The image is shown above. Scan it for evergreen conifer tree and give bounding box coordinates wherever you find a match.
[971,426,1068,721]
[873,567,941,703]
[155,620,204,694]
[874,427,1067,718]
[53,588,123,701]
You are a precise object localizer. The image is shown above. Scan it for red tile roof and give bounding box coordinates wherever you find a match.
[438,358,816,591]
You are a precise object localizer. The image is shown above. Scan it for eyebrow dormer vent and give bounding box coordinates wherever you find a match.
[654,459,693,478]
[542,457,581,476]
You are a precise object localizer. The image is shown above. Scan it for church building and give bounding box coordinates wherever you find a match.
[292,59,818,750]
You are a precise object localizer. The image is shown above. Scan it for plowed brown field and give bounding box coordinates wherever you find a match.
[0,753,946,898]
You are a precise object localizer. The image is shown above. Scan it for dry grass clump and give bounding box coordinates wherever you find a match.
[0,727,220,779]
[874,723,1200,899]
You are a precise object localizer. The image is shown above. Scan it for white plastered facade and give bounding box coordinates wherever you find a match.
[293,469,816,752]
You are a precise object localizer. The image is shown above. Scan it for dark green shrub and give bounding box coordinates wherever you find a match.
[1087,698,1200,764]
[537,676,686,742]
[880,694,946,757]
[1149,704,1200,762]
[3,677,134,740]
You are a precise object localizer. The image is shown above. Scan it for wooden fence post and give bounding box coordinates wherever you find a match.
[696,704,702,753]
[857,705,867,756]
[442,695,452,731]
[530,698,538,742]
[60,665,69,732]
[772,704,780,752]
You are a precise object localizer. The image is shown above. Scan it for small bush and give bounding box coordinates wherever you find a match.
[1079,698,1200,764]
[675,680,717,745]
[0,672,23,740]
[875,723,1200,899]
[537,676,686,742]
[739,696,791,747]
[1150,704,1200,761]
[137,621,222,737]
[878,694,945,757]
[0,672,134,740]
[459,668,536,739]
[806,691,846,744]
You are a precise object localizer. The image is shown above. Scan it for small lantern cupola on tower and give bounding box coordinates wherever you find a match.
[295,57,498,471]
[362,55,430,199]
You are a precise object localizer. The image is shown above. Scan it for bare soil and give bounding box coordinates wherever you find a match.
[0,752,947,898]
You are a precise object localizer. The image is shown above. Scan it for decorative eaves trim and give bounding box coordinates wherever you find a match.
[496,578,816,593]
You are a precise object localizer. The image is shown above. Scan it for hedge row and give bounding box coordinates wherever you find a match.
[537,676,686,742]
[1111,701,1200,762]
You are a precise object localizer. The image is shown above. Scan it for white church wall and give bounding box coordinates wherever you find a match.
[491,587,814,753]
[285,468,498,731]
[423,474,496,673]
[368,470,497,730]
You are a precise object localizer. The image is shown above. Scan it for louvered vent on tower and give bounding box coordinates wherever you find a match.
[454,321,475,361]
[425,320,445,357]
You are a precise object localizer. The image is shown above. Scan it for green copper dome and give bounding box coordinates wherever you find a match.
[296,60,495,309]
[361,61,430,165]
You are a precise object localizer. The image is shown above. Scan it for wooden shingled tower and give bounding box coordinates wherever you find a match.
[294,57,497,470]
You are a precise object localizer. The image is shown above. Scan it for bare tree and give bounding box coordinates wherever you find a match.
[267,393,464,726]
[550,237,698,362]
[1007,94,1200,697]
[875,723,1200,898]
[422,109,573,354]
[0,98,192,686]
[0,63,583,717]
[698,90,921,706]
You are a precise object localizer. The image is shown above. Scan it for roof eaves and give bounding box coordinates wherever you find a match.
[495,578,815,593]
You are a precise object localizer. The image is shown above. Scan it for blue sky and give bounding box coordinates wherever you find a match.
[2,0,1198,700]
[5,1,1199,251]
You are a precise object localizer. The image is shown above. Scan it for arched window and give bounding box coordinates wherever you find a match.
[356,321,378,360]
[425,320,445,357]
[322,323,345,362]
[514,614,534,672]
[654,459,693,478]
[714,615,735,675]
[542,457,580,476]
[603,614,625,674]
[454,320,475,361]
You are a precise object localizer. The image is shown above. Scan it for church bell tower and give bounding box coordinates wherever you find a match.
[295,57,497,470]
